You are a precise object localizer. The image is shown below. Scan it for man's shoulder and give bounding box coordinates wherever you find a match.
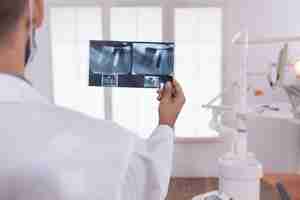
[45,104,109,126]
[44,104,137,148]
[6,102,135,139]
[47,104,131,133]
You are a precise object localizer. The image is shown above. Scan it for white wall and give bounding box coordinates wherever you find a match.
[29,0,300,177]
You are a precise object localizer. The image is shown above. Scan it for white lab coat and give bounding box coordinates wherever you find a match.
[0,74,174,200]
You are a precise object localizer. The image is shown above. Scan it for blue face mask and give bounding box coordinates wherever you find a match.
[24,30,37,67]
[25,39,31,65]
[25,0,37,67]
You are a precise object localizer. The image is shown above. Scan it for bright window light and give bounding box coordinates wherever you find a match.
[111,7,162,138]
[50,7,105,119]
[175,8,222,137]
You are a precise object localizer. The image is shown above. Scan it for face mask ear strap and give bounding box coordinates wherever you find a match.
[26,0,38,64]
[30,28,38,60]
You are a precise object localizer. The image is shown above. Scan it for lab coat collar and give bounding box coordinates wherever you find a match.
[0,73,50,104]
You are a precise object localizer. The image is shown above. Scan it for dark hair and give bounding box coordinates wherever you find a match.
[0,0,26,39]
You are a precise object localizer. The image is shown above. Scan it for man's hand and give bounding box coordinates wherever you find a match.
[157,80,186,128]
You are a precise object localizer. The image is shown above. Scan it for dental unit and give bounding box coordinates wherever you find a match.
[193,33,300,200]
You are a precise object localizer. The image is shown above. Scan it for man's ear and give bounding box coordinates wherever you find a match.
[33,0,44,28]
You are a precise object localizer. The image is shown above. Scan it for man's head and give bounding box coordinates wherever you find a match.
[0,0,44,74]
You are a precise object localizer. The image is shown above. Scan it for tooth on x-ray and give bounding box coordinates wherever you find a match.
[156,53,162,69]
[144,48,157,67]
[113,48,121,68]
[152,51,161,69]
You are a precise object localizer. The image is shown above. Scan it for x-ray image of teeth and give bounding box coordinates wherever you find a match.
[90,43,131,74]
[132,43,174,75]
[89,40,174,88]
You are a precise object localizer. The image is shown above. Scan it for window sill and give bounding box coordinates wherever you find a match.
[175,136,225,144]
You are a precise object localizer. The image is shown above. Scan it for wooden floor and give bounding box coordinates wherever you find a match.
[263,174,300,200]
[167,174,300,200]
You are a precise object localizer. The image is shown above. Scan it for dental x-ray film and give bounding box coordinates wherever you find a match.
[89,40,174,88]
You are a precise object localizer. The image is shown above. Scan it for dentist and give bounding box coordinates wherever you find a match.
[0,0,185,200]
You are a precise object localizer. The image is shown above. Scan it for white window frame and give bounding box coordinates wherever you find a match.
[48,0,225,142]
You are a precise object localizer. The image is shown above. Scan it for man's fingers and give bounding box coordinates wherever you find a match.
[172,79,184,95]
[157,93,162,101]
[156,88,163,101]
[157,80,185,104]
[161,82,172,102]
[172,79,186,103]
[158,80,186,128]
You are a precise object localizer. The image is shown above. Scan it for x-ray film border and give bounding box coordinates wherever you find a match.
[91,40,175,77]
[90,40,175,88]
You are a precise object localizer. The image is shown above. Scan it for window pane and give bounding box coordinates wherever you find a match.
[111,7,162,42]
[111,7,162,138]
[175,8,222,137]
[50,7,105,119]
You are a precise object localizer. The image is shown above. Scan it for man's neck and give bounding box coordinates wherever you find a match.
[0,46,25,76]
[0,29,27,77]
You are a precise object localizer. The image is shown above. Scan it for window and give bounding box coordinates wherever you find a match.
[111,7,162,137]
[175,8,222,137]
[50,3,223,138]
[50,7,104,119]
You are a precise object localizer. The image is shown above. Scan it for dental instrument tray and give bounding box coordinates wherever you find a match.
[89,40,174,88]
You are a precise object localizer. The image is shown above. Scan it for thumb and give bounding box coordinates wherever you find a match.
[162,82,173,101]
